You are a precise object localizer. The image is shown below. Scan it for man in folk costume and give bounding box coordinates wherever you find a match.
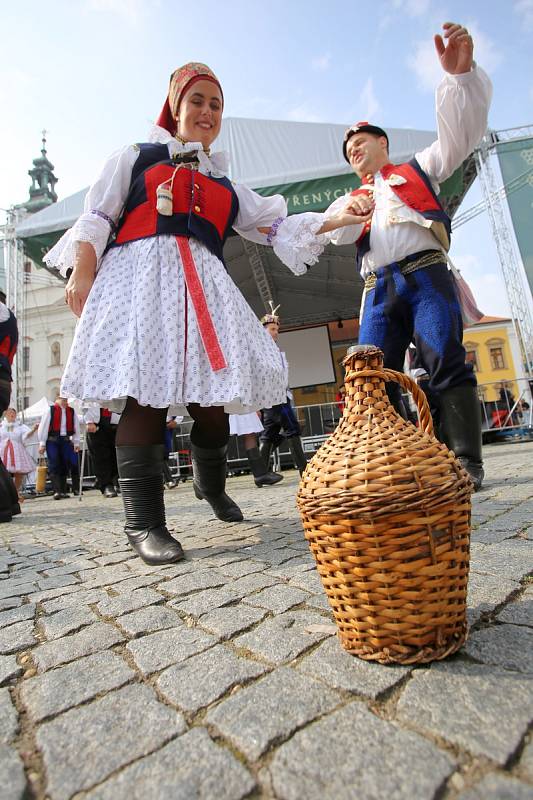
[38,397,80,500]
[84,406,120,497]
[334,21,491,490]
[259,305,308,476]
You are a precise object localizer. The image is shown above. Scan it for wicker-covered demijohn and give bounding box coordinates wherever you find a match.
[297,344,473,664]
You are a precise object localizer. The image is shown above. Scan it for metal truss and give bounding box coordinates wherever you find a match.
[242,239,278,312]
[475,127,533,377]
[1,208,28,410]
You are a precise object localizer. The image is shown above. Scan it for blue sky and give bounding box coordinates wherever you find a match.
[2,0,533,316]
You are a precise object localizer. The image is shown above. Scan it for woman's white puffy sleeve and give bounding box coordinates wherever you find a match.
[233,184,331,276]
[44,145,139,277]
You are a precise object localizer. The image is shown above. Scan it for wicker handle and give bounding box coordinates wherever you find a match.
[383,368,434,436]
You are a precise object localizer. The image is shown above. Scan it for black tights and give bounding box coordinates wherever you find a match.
[115,398,229,449]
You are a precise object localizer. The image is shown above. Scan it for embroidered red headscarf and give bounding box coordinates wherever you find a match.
[155,62,223,136]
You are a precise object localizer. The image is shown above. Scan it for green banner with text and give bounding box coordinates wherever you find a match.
[496,138,533,298]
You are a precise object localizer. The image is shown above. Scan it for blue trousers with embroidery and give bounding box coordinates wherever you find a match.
[46,437,78,478]
[359,258,475,408]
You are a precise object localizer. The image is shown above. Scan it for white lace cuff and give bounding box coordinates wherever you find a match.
[44,213,113,277]
[271,213,327,276]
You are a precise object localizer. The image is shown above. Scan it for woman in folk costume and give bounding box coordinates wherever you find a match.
[0,409,37,501]
[46,62,369,566]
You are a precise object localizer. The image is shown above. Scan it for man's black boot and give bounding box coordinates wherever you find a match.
[439,384,484,491]
[117,444,184,565]
[51,474,62,500]
[288,436,308,476]
[246,447,283,487]
[191,443,243,522]
[259,439,274,469]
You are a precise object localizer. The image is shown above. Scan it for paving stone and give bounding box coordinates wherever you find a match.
[162,569,227,597]
[169,587,240,617]
[32,622,125,672]
[457,774,533,799]
[126,625,217,674]
[464,624,533,673]
[296,637,411,698]
[218,559,264,578]
[229,572,278,596]
[235,610,334,664]
[83,728,255,800]
[0,581,35,600]
[396,660,533,764]
[36,684,186,800]
[116,605,183,637]
[0,744,27,800]
[96,587,163,617]
[519,737,533,780]
[199,605,268,640]
[39,605,97,640]
[205,666,340,760]
[157,644,268,713]
[39,587,108,613]
[43,560,97,576]
[470,540,533,583]
[37,575,80,591]
[268,702,454,800]
[243,584,310,613]
[497,589,533,626]
[287,569,324,593]
[0,687,18,743]
[0,598,22,611]
[467,572,520,625]
[0,603,36,627]
[20,651,135,721]
[0,620,36,654]
[109,574,166,592]
[304,593,332,612]
[0,655,22,686]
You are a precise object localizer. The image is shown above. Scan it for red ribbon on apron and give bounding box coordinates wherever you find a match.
[175,236,227,372]
[3,440,15,470]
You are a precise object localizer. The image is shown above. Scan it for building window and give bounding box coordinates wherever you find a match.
[49,385,60,401]
[50,341,61,366]
[23,261,32,283]
[23,396,30,409]
[22,346,30,372]
[489,346,505,370]
[465,349,478,371]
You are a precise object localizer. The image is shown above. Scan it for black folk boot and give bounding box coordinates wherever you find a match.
[439,384,484,491]
[246,447,283,488]
[288,436,308,476]
[191,443,243,522]
[117,444,184,565]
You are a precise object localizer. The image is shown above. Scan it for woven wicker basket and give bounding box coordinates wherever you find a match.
[297,344,473,664]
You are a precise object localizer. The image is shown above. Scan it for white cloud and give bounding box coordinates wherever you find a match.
[359,78,380,121]
[312,54,331,72]
[408,20,503,93]
[451,253,511,317]
[515,0,533,31]
[285,104,324,123]
[392,0,431,16]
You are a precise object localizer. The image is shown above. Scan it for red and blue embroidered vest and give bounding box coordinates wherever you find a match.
[354,158,451,272]
[49,405,75,437]
[111,144,239,264]
[0,311,18,382]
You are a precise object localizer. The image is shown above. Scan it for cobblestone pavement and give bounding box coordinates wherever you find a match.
[1,441,532,800]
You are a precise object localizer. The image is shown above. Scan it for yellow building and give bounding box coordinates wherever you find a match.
[463,316,525,404]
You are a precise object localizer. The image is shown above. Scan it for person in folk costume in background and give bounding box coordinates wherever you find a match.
[259,304,308,477]
[326,22,491,490]
[229,409,283,487]
[0,291,21,523]
[84,406,121,497]
[46,62,370,566]
[163,414,182,489]
[38,397,80,500]
[0,409,38,502]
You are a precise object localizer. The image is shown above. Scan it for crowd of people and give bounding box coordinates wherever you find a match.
[1,22,496,553]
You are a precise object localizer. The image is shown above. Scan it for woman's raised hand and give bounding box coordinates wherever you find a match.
[65,242,97,317]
